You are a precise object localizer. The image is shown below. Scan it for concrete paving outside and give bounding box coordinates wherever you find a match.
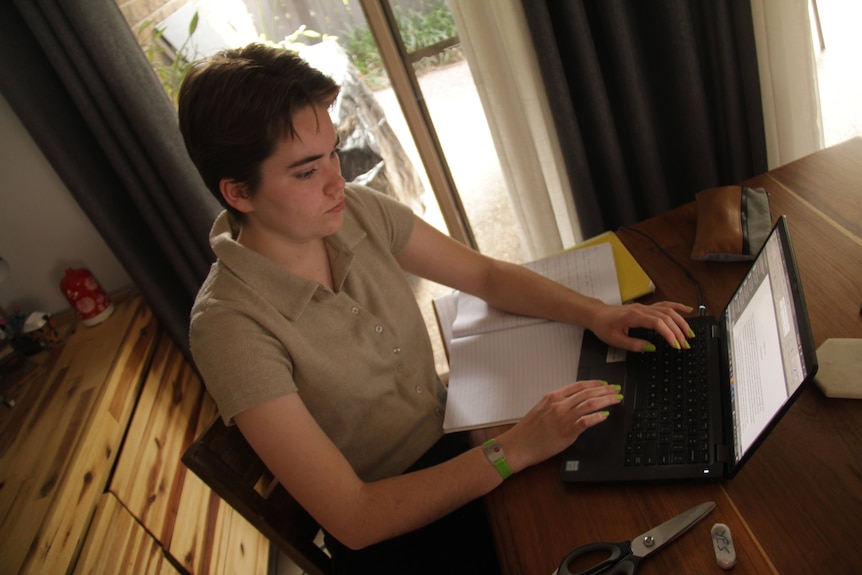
[374,60,527,264]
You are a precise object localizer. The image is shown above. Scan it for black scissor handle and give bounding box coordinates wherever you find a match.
[557,540,641,575]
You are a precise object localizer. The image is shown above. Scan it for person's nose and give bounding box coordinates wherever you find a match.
[325,154,346,195]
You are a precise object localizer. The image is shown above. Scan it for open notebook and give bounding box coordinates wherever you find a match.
[561,216,818,482]
[435,233,655,432]
[440,242,619,432]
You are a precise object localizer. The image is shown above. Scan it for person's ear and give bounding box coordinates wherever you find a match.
[220,178,253,213]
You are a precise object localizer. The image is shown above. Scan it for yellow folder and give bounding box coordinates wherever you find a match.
[571,231,655,302]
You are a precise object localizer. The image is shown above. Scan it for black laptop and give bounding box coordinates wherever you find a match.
[560,216,818,483]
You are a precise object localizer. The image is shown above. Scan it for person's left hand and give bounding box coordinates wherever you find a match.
[587,301,694,352]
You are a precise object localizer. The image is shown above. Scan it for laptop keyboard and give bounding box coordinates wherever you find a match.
[625,324,712,466]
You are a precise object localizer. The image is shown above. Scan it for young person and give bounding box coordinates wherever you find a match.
[178,43,694,574]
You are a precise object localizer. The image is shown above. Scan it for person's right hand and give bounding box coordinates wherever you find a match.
[495,379,622,473]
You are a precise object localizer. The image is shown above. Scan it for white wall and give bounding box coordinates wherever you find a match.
[0,91,131,317]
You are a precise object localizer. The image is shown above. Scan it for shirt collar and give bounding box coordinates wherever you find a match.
[208,193,368,321]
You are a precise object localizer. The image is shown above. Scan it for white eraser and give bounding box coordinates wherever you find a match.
[711,523,737,569]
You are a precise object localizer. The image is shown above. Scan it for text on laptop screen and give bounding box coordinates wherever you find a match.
[725,229,809,464]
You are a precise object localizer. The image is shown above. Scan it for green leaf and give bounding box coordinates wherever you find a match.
[188,11,199,36]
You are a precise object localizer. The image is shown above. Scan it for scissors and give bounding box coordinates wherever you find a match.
[552,501,715,575]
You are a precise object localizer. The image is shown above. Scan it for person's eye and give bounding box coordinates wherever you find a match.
[296,167,318,180]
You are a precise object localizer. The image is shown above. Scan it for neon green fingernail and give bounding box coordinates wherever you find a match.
[601,411,611,418]
[615,394,624,401]
[601,380,609,385]
[613,385,622,392]
[673,340,681,350]
[644,343,656,352]
[688,328,696,338]
[682,340,691,350]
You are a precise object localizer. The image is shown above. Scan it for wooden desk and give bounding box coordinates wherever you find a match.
[471,138,862,574]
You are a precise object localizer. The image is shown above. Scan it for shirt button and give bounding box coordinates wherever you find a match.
[434,408,443,417]
[351,306,360,315]
[393,347,401,354]
[375,325,384,333]
[414,385,423,394]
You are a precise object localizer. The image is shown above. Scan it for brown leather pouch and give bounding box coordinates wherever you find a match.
[691,186,771,261]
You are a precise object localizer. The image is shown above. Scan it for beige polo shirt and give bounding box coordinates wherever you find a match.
[190,184,447,481]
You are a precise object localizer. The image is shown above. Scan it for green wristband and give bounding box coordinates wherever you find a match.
[482,439,512,479]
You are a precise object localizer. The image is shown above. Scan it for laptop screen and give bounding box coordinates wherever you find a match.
[724,220,811,465]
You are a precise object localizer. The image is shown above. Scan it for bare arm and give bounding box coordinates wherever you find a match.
[234,380,620,549]
[396,216,694,351]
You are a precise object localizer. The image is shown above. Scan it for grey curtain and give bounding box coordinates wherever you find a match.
[0,1,218,357]
[522,0,768,237]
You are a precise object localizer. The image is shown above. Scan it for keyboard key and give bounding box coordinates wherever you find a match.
[624,326,712,467]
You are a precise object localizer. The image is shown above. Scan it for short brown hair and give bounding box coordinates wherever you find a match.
[178,43,340,216]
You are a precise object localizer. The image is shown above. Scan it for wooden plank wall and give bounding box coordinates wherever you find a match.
[1,292,271,574]
[106,331,269,575]
[0,294,159,575]
[73,493,182,575]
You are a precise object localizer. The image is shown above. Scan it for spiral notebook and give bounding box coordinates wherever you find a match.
[436,234,655,433]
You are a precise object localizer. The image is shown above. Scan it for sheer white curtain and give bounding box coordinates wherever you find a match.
[447,0,582,259]
[750,0,824,168]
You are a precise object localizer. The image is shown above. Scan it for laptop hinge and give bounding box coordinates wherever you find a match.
[715,444,728,463]
[711,324,720,338]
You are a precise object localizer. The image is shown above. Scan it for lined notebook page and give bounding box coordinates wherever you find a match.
[443,243,621,432]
